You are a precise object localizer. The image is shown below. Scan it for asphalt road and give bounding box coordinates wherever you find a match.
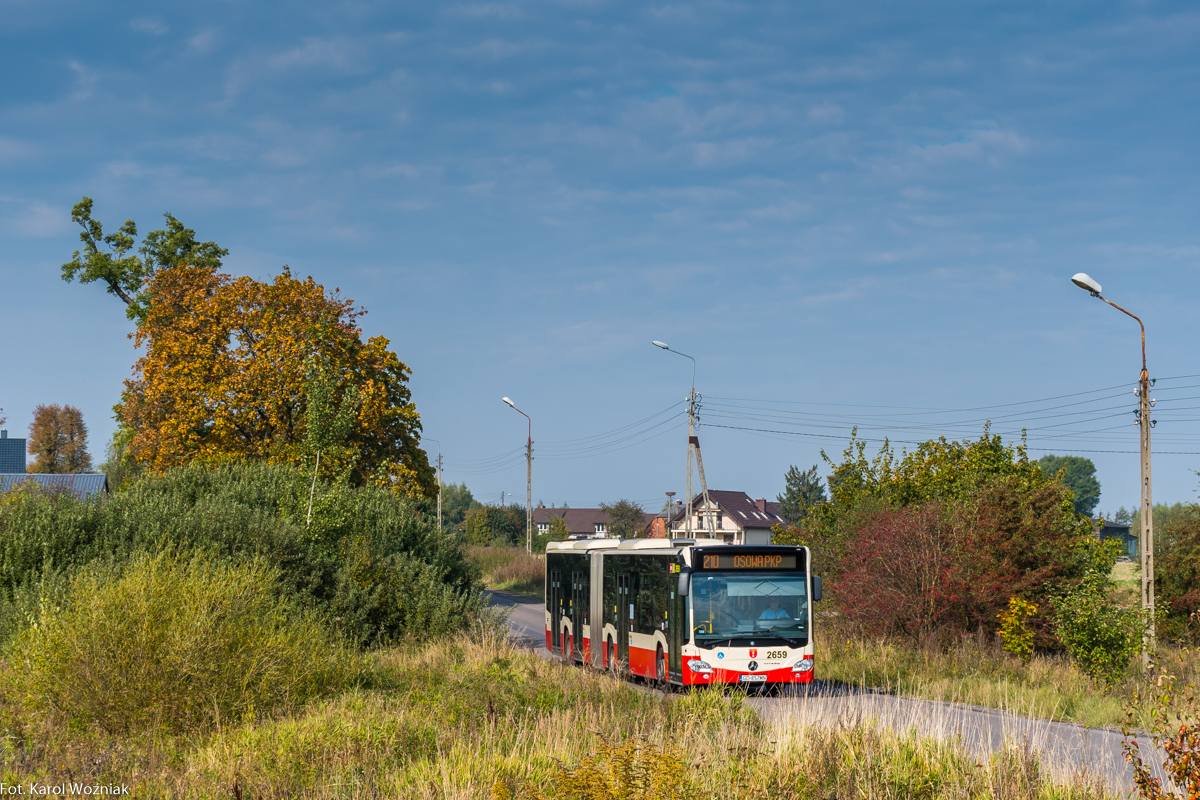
[487,590,1167,794]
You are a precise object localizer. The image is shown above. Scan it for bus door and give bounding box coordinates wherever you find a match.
[571,571,586,660]
[549,569,562,651]
[668,569,684,681]
[616,572,634,669]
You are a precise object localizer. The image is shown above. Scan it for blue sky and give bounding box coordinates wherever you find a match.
[2,1,1199,512]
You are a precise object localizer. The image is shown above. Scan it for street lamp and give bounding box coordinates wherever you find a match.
[503,397,533,554]
[1071,272,1155,667]
[652,340,713,537]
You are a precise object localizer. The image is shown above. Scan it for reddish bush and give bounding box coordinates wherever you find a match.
[837,504,970,636]
[836,477,1095,640]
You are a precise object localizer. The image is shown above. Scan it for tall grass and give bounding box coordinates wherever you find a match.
[0,625,1119,798]
[468,546,544,598]
[817,616,1200,730]
[4,551,358,734]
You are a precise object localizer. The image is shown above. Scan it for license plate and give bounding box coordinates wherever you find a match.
[738,674,767,683]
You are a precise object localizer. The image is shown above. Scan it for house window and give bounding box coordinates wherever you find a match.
[537,523,549,533]
[723,534,734,545]
[595,523,607,535]
[716,511,724,529]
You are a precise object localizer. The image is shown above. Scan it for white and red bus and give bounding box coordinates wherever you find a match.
[545,538,820,686]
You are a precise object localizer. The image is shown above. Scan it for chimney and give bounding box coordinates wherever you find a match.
[0,431,6,439]
[755,498,766,512]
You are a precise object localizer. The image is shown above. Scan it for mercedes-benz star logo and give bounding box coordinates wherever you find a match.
[747,660,758,671]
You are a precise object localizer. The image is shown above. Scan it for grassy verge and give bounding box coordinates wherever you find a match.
[468,546,544,598]
[0,624,1119,799]
[817,615,1200,730]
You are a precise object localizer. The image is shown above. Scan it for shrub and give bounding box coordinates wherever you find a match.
[6,551,357,734]
[836,504,968,636]
[781,432,1098,643]
[1124,662,1200,800]
[0,462,482,646]
[997,597,1038,662]
[1054,579,1141,688]
[491,737,697,800]
[332,537,485,646]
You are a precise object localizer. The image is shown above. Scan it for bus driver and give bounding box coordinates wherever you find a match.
[758,597,791,621]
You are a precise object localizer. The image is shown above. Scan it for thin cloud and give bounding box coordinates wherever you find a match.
[130,18,167,35]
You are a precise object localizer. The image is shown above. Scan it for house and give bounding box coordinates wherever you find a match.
[531,506,658,539]
[1098,520,1137,559]
[669,490,788,544]
[0,431,24,474]
[0,473,109,501]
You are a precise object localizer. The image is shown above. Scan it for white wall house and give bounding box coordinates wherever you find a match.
[668,490,788,545]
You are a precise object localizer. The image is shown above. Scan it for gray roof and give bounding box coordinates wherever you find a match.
[671,490,788,529]
[532,507,657,536]
[0,473,109,501]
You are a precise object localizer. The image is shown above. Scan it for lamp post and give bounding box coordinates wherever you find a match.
[424,437,442,531]
[1071,272,1155,667]
[503,397,533,554]
[652,341,714,537]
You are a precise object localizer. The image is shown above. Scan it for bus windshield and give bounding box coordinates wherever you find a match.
[691,571,809,647]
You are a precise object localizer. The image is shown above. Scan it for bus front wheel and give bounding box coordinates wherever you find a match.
[608,640,619,674]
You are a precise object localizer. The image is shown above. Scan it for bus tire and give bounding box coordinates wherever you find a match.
[608,640,619,675]
[656,645,666,685]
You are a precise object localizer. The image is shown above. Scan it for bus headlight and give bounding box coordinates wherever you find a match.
[688,659,714,674]
[791,657,814,673]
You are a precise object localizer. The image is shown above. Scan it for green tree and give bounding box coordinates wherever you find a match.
[463,505,522,546]
[600,499,646,539]
[97,425,141,490]
[533,515,570,553]
[1037,455,1101,516]
[441,483,481,531]
[60,197,227,323]
[777,464,827,523]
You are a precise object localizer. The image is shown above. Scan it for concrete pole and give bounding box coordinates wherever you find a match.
[1090,290,1155,668]
[526,431,533,554]
[1139,367,1155,667]
[437,452,442,531]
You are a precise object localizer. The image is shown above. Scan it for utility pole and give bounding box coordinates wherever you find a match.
[1071,273,1155,668]
[653,341,715,537]
[437,452,443,531]
[503,397,533,554]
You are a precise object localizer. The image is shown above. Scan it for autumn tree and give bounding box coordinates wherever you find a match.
[60,197,227,322]
[28,404,92,473]
[600,499,647,538]
[119,264,435,497]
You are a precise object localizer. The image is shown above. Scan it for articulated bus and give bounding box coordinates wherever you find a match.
[544,538,821,686]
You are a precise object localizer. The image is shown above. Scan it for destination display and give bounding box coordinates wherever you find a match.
[700,554,798,570]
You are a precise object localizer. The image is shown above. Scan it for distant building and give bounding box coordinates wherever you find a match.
[669,491,788,545]
[531,506,658,539]
[0,473,109,502]
[0,431,24,474]
[1098,520,1137,558]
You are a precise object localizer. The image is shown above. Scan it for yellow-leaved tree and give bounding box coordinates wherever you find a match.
[118,263,434,497]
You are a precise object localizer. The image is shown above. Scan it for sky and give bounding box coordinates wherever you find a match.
[2,1,1199,513]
